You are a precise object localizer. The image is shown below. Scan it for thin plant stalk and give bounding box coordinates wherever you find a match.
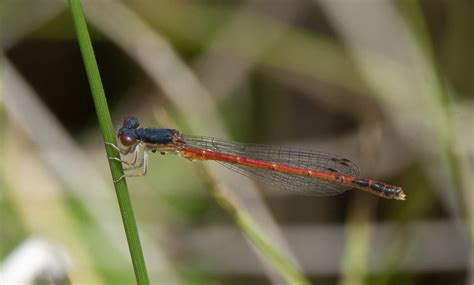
[67,0,149,283]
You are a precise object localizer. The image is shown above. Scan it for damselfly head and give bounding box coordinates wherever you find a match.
[118,117,140,146]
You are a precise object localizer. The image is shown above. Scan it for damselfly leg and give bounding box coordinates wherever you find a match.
[105,142,149,182]
[106,142,141,167]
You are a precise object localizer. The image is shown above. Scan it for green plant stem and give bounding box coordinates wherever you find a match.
[67,0,149,283]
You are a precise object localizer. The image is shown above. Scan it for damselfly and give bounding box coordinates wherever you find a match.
[107,117,406,200]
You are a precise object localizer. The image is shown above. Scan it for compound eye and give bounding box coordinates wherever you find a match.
[119,133,137,146]
[123,117,140,129]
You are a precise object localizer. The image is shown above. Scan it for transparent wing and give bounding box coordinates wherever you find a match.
[183,135,360,196]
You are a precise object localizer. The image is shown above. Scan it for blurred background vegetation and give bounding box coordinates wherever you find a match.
[0,0,472,284]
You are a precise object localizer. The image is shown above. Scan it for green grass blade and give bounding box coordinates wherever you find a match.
[67,0,149,283]
[214,190,310,285]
